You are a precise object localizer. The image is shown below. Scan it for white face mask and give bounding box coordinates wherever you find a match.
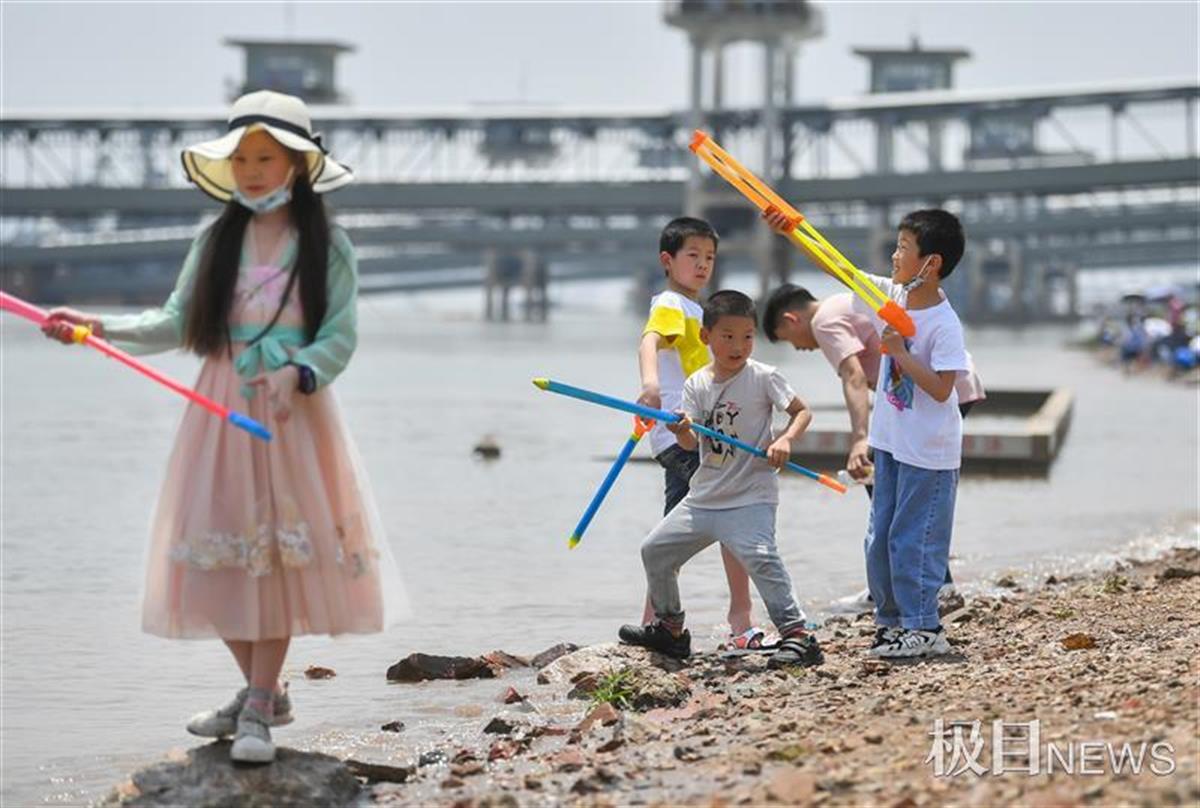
[233,169,294,214]
[903,256,935,292]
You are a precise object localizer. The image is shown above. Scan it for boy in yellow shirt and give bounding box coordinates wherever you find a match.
[634,217,758,646]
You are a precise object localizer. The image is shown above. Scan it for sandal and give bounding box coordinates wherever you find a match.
[728,627,767,650]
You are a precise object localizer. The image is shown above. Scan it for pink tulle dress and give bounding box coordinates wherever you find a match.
[100,225,406,640]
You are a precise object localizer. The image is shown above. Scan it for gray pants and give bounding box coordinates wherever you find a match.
[641,502,807,635]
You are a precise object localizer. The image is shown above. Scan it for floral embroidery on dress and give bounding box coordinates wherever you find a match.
[169,531,249,572]
[171,521,315,577]
[277,522,314,568]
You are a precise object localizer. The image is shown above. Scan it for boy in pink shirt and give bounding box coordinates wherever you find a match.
[763,285,985,611]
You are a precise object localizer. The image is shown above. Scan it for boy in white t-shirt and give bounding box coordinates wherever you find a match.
[854,210,971,658]
[620,291,824,669]
[760,208,972,656]
[635,218,757,646]
[762,284,985,612]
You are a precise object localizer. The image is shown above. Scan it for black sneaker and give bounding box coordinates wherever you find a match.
[767,634,824,669]
[870,626,902,649]
[617,622,691,659]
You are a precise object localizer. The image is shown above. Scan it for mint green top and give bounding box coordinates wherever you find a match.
[99,226,359,396]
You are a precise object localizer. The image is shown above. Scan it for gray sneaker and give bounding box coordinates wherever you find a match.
[230,704,275,763]
[186,686,293,738]
[870,628,952,659]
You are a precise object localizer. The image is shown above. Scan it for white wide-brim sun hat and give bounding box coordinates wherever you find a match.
[182,90,353,202]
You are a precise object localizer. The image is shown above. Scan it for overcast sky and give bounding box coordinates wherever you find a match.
[2,1,1197,113]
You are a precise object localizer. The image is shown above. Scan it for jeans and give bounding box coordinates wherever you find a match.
[865,450,958,630]
[655,444,700,517]
[641,502,807,635]
[862,398,973,587]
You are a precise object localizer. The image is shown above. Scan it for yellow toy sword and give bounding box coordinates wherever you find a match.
[689,130,915,339]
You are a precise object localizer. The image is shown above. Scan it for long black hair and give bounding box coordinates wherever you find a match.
[183,159,330,355]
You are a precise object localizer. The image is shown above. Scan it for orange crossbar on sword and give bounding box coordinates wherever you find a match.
[689,130,915,339]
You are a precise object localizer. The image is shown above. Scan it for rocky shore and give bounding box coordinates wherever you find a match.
[106,544,1199,807]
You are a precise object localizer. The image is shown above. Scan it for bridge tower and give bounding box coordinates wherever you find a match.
[664,0,823,293]
[855,38,976,308]
[225,39,355,104]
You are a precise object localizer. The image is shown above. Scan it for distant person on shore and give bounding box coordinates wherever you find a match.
[762,207,971,658]
[1118,314,1150,372]
[760,281,985,613]
[42,90,405,762]
[620,290,824,669]
[634,217,762,648]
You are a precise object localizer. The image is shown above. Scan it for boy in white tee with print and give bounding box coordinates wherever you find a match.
[853,209,971,658]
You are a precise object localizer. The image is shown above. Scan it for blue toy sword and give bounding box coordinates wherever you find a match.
[568,416,655,549]
[533,377,846,494]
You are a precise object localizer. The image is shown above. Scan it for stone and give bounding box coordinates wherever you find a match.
[576,702,621,734]
[99,743,360,807]
[487,740,525,762]
[304,665,336,680]
[481,650,530,672]
[483,716,519,735]
[379,721,405,733]
[472,436,501,460]
[944,608,974,624]
[1158,566,1199,581]
[531,642,581,669]
[450,762,484,778]
[566,671,602,701]
[570,767,620,794]
[497,686,527,705]
[527,724,569,738]
[386,654,496,683]
[596,737,624,754]
[343,759,414,784]
[553,748,586,773]
[1061,633,1097,651]
[537,642,686,686]
[860,659,891,676]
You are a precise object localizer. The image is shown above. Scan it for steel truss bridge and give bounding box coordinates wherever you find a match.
[2,78,1197,319]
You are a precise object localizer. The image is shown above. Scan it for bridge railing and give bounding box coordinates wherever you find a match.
[2,80,1195,189]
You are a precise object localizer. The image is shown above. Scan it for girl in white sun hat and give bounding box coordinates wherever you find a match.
[42,90,406,764]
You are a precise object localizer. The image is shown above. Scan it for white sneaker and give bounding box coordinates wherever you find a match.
[869,625,903,649]
[186,686,293,738]
[230,704,275,763]
[870,628,952,659]
[830,587,874,615]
